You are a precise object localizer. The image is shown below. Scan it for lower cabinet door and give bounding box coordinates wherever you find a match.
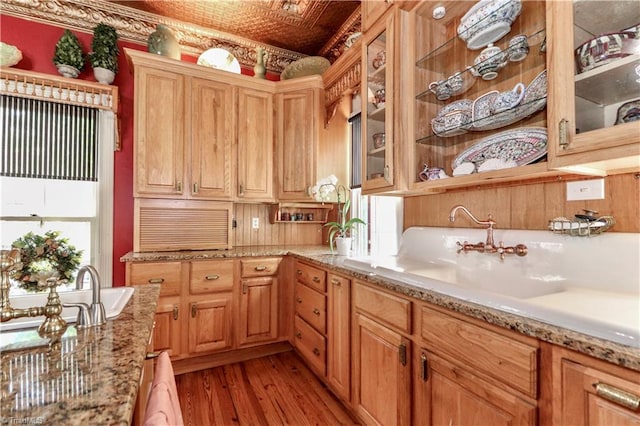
[354,313,411,426]
[238,276,278,346]
[421,350,536,426]
[188,294,232,353]
[153,298,183,357]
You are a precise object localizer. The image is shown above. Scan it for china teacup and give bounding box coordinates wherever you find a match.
[471,43,507,80]
[492,82,526,113]
[429,80,452,101]
[507,34,529,62]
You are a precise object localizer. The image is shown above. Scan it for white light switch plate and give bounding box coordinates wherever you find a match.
[252,217,260,229]
[566,179,605,201]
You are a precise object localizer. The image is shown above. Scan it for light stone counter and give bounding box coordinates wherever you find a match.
[120,247,639,372]
[0,285,160,425]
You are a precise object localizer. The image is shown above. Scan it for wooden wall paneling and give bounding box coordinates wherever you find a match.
[404,173,639,232]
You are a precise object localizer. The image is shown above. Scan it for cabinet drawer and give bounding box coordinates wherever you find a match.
[354,282,411,334]
[240,257,281,277]
[128,262,182,297]
[294,315,326,376]
[420,305,538,398]
[294,282,326,334]
[295,262,326,292]
[189,260,234,294]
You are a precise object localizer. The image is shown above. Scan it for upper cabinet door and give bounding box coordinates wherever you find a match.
[276,86,320,201]
[237,87,274,201]
[547,1,640,174]
[134,66,185,197]
[361,8,398,194]
[361,0,394,32]
[190,77,235,200]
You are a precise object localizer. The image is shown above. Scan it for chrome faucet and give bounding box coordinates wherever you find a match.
[75,265,106,326]
[448,205,527,260]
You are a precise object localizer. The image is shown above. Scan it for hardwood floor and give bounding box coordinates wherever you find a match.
[175,350,359,425]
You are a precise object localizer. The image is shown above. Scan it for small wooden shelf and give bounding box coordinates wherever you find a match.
[368,105,386,121]
[268,203,334,224]
[575,54,640,106]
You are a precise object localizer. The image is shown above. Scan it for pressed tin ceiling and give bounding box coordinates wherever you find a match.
[110,0,361,57]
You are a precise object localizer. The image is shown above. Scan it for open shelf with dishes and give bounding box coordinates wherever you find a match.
[410,0,551,190]
[268,203,333,224]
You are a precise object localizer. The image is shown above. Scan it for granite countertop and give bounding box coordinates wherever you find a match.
[120,246,640,371]
[0,285,160,425]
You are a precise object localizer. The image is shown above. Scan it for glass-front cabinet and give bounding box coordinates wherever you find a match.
[410,1,550,191]
[361,8,397,194]
[547,1,640,174]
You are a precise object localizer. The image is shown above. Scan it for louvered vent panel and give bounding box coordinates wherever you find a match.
[136,201,232,252]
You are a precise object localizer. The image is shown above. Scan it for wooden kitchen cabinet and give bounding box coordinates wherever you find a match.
[361,0,394,33]
[237,258,281,346]
[126,261,186,358]
[415,350,537,426]
[275,77,323,201]
[237,87,274,202]
[130,55,234,200]
[553,346,640,426]
[546,1,640,175]
[327,273,351,403]
[353,281,411,425]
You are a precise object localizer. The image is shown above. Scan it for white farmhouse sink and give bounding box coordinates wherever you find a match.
[344,227,640,347]
[0,287,135,332]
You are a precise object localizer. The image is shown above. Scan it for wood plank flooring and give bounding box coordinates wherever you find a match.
[175,350,359,426]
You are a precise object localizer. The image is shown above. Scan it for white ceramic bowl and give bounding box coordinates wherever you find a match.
[457,0,522,50]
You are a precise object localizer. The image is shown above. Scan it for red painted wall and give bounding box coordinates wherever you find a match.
[0,14,275,285]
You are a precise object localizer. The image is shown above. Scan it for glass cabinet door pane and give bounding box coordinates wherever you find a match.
[573,1,640,134]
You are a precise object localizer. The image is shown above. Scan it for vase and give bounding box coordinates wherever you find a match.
[253,47,267,79]
[335,237,352,256]
[93,67,115,84]
[147,24,180,60]
[56,63,80,78]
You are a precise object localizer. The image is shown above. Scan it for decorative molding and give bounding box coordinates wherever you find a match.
[319,8,362,63]
[0,0,308,73]
[322,43,361,124]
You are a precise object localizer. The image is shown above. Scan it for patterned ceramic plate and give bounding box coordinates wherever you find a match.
[452,127,547,169]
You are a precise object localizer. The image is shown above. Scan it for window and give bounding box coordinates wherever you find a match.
[1,94,114,292]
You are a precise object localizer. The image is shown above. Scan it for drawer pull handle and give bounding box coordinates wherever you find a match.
[148,278,164,284]
[331,278,340,286]
[175,181,182,192]
[242,283,248,294]
[205,274,220,280]
[296,297,303,303]
[312,308,321,316]
[593,382,640,411]
[295,331,302,339]
[191,304,197,318]
[254,266,267,271]
[296,270,302,276]
[313,348,320,356]
[420,353,428,381]
[312,276,320,283]
[399,342,407,366]
[146,352,161,360]
[193,182,199,194]
[172,306,179,321]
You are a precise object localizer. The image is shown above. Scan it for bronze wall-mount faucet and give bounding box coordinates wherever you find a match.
[449,205,527,260]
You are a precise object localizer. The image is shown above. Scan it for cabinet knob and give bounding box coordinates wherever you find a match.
[191,304,197,318]
[296,297,303,303]
[399,342,407,366]
[148,278,164,284]
[242,283,248,294]
[295,331,302,339]
[205,274,220,281]
[331,278,341,286]
[420,352,428,381]
[313,348,321,356]
[312,308,321,316]
[254,266,267,272]
[172,306,179,321]
[145,352,161,360]
[175,181,182,192]
[296,270,302,276]
[239,184,244,195]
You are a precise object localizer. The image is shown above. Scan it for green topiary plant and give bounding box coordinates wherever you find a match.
[53,29,85,71]
[88,23,119,73]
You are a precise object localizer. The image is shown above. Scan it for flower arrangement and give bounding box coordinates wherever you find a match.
[11,231,83,292]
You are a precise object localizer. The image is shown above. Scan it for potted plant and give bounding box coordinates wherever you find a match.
[324,198,366,256]
[53,29,85,78]
[88,23,119,84]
